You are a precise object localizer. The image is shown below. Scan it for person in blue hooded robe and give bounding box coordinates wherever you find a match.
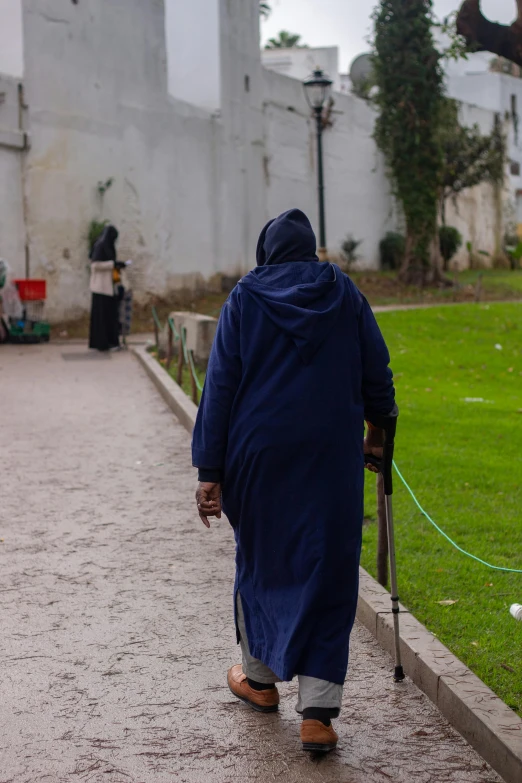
[192,209,395,752]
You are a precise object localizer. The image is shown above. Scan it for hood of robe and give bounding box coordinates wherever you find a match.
[240,209,346,364]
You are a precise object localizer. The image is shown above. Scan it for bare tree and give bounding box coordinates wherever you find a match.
[457,0,522,67]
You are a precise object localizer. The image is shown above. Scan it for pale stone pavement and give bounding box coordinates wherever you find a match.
[0,344,503,783]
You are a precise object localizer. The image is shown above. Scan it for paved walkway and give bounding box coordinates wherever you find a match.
[0,344,502,783]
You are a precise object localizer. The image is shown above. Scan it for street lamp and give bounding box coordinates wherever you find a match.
[303,68,333,261]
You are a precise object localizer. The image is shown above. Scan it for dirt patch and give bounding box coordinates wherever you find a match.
[51,272,522,341]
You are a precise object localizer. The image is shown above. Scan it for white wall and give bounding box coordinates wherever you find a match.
[0,73,26,276]
[262,69,393,267]
[444,104,505,267]
[446,66,522,231]
[19,0,271,320]
[0,0,23,77]
[218,0,266,271]
[3,0,508,322]
[21,0,219,320]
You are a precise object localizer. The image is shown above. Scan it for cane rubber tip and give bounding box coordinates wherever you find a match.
[394,666,405,682]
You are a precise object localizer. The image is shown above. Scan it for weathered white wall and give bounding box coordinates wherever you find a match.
[0,73,26,276]
[217,0,266,272]
[0,0,23,77]
[444,103,507,267]
[20,0,273,320]
[2,0,508,322]
[21,0,222,320]
[446,63,522,218]
[263,69,393,267]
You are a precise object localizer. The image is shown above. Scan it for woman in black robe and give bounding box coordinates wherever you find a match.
[89,225,123,351]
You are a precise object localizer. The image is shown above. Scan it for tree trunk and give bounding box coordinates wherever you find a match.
[457,1,522,68]
[398,230,450,286]
[398,232,421,285]
[376,474,388,588]
[426,235,447,284]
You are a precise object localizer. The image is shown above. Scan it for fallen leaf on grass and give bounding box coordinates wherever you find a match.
[471,641,479,647]
[437,600,458,606]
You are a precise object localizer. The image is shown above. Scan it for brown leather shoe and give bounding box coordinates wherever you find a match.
[227,665,279,713]
[301,719,338,752]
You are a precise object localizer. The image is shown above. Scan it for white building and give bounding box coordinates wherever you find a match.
[265,41,518,245]
[445,51,522,233]
[262,46,342,93]
[0,2,509,322]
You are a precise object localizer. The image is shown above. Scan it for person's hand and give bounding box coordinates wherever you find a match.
[364,424,384,474]
[196,482,222,528]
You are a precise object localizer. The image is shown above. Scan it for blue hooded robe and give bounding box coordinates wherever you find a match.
[192,209,395,685]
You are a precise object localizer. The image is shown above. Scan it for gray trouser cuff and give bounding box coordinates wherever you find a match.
[236,592,344,711]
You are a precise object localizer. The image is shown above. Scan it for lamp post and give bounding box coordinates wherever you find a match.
[303,68,333,261]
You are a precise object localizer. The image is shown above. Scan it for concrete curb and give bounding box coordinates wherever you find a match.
[132,345,198,435]
[133,343,522,783]
[357,571,522,783]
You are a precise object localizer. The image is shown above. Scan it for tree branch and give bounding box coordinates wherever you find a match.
[457,0,522,67]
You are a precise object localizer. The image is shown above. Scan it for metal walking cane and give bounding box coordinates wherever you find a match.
[365,405,405,683]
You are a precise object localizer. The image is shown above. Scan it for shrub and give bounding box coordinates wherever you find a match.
[379,232,405,270]
[340,235,363,268]
[504,233,522,270]
[88,219,108,255]
[439,226,463,270]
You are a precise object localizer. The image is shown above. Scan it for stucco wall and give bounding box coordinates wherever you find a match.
[444,103,507,268]
[21,0,221,320]
[262,68,394,268]
[4,0,510,322]
[20,0,273,321]
[0,73,26,277]
[0,0,23,78]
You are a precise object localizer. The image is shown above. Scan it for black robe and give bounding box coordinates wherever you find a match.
[89,225,120,351]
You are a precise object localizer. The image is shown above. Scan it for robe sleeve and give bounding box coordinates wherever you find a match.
[357,293,396,421]
[192,295,242,477]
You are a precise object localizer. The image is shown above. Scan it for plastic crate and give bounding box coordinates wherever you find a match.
[13,279,46,301]
[8,319,50,344]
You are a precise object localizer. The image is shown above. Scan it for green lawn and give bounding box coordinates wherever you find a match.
[363,303,522,714]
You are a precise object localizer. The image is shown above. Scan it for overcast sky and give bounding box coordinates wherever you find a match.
[262,0,518,71]
[0,0,518,77]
